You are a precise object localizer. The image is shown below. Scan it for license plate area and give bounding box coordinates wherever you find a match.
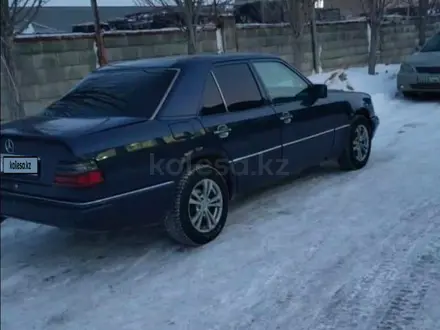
[1,154,40,177]
[418,75,440,83]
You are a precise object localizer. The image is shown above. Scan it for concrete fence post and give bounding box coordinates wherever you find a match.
[221,16,239,52]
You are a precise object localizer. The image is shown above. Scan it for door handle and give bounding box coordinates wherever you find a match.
[213,125,231,139]
[279,112,293,124]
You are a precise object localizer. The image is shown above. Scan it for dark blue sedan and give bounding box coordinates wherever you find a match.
[0,53,379,245]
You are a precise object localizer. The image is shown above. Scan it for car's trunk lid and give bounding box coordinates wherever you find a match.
[2,115,145,139]
[0,115,145,191]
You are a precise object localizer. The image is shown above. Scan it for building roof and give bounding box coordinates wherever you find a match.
[20,6,145,33]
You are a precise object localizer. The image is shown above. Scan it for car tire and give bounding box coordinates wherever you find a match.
[338,115,372,171]
[403,91,419,99]
[164,164,229,246]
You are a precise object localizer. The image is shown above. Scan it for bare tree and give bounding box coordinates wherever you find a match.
[400,0,416,17]
[1,0,47,121]
[134,0,204,54]
[418,0,429,46]
[429,0,440,12]
[360,0,393,75]
[281,0,316,69]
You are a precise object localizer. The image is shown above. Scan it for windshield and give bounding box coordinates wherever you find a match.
[420,33,440,52]
[43,68,178,118]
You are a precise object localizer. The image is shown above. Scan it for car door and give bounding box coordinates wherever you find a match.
[251,60,336,173]
[197,62,283,194]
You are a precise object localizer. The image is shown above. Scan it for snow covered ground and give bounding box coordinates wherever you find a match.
[1,65,440,330]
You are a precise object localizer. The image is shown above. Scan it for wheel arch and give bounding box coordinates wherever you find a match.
[182,148,236,200]
[353,107,374,131]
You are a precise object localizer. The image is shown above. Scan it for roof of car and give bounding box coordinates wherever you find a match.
[101,53,281,70]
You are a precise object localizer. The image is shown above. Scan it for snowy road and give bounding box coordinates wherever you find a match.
[1,66,440,330]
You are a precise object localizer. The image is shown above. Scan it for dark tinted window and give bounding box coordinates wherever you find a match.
[213,64,264,112]
[421,33,440,52]
[200,73,227,116]
[43,68,177,118]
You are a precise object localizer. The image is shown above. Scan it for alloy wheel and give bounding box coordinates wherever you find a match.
[188,179,224,233]
[352,124,370,162]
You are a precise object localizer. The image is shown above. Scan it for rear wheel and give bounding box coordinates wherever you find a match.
[338,116,372,171]
[164,164,229,246]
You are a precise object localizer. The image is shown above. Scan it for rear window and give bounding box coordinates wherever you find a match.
[43,68,178,118]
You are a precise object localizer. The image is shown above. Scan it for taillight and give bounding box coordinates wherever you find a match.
[54,160,104,188]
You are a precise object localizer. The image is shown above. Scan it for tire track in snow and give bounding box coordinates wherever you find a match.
[373,236,440,330]
[306,202,440,330]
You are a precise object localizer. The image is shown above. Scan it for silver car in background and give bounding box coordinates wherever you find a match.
[397,32,440,97]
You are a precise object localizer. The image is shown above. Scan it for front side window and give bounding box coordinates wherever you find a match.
[43,68,178,118]
[252,61,308,104]
[213,63,264,112]
[420,33,440,52]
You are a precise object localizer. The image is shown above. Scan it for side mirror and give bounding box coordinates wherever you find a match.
[310,84,328,98]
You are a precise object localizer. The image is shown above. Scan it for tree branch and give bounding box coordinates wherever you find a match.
[1,0,48,35]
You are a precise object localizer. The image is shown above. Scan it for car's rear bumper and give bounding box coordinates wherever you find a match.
[0,181,175,231]
[397,72,440,93]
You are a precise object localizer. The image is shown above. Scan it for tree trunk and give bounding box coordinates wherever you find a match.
[367,21,379,75]
[310,7,319,73]
[1,0,25,121]
[261,0,266,23]
[1,36,25,121]
[291,36,304,70]
[418,0,428,46]
[286,0,314,71]
[183,0,198,55]
[187,25,197,54]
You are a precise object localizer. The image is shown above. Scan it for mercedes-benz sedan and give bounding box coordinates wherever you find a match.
[1,53,379,245]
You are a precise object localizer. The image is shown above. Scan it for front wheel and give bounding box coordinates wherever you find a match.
[164,164,229,246]
[338,116,372,171]
[402,91,418,99]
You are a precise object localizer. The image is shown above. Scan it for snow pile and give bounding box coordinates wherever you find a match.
[309,64,400,97]
[310,64,439,149]
[309,64,407,120]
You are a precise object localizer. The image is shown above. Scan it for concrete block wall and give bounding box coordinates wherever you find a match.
[104,28,220,63]
[379,17,440,64]
[317,20,369,70]
[0,28,220,121]
[12,36,97,116]
[1,16,439,121]
[236,24,314,72]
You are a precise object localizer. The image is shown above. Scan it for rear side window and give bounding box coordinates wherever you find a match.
[200,73,227,116]
[213,63,264,112]
[44,68,177,118]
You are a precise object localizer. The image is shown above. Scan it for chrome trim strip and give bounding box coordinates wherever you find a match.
[282,128,334,147]
[210,71,229,112]
[335,124,350,131]
[150,68,181,120]
[230,145,282,163]
[2,181,174,207]
[229,124,350,163]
